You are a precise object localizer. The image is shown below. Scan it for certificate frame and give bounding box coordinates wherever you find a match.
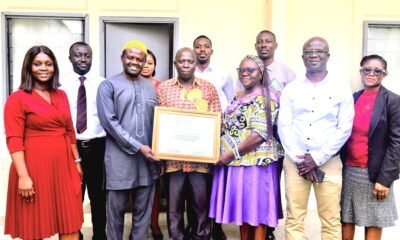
[152,106,221,163]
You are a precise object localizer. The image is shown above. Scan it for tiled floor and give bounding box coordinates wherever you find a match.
[2,209,399,239]
[2,183,399,239]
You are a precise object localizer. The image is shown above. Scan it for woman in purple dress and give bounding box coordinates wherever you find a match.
[209,55,283,240]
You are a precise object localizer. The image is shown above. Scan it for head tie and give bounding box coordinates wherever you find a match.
[244,55,265,74]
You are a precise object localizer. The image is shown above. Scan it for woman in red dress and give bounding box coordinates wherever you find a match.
[3,45,83,240]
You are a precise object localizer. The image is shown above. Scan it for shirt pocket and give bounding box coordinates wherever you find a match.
[145,98,157,110]
[146,99,156,106]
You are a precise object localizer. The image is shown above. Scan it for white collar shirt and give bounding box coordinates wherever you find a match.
[277,74,354,166]
[60,71,106,140]
[195,64,234,110]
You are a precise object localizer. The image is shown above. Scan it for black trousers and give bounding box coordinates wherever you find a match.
[78,137,107,240]
[165,171,211,240]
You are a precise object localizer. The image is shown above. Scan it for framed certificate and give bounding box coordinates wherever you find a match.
[152,106,221,163]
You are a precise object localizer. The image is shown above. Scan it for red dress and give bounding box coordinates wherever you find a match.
[4,89,83,240]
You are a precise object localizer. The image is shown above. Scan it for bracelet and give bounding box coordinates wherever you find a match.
[74,158,82,163]
[231,145,241,160]
[230,147,237,160]
[235,145,242,160]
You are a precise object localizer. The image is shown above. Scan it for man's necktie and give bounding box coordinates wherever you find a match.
[76,76,87,134]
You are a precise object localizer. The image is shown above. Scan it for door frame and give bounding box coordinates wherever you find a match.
[99,16,179,78]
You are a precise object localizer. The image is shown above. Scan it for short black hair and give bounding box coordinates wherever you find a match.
[69,41,92,56]
[360,54,387,70]
[193,35,212,47]
[256,30,276,41]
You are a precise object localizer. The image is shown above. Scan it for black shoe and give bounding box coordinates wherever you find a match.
[183,225,191,240]
[211,224,227,240]
[152,232,163,240]
[266,232,275,240]
[92,234,107,240]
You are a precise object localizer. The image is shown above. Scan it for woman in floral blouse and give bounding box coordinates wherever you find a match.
[209,55,283,240]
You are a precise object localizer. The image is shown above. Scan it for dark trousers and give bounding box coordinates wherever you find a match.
[106,185,155,240]
[266,156,284,238]
[78,137,107,240]
[165,171,211,240]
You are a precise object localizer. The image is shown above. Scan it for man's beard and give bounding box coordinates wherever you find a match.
[124,69,141,79]
[259,54,271,61]
[197,58,209,65]
[179,73,194,82]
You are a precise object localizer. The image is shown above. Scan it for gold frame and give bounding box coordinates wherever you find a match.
[152,106,221,163]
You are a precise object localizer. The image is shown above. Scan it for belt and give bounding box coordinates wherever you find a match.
[77,137,105,149]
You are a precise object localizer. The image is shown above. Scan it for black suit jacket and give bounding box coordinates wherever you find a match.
[341,86,400,187]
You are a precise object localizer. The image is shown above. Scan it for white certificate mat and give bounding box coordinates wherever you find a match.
[152,106,221,163]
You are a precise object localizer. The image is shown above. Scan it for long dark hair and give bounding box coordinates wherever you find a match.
[261,68,274,141]
[19,45,60,92]
[243,55,274,141]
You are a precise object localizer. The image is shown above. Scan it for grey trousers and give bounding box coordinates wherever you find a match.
[106,184,155,240]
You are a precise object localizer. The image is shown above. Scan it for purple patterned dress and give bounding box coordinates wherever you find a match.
[209,91,283,227]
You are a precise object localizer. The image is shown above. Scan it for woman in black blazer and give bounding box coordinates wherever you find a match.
[341,54,400,240]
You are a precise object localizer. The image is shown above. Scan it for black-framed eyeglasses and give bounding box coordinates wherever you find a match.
[236,67,258,74]
[303,50,329,56]
[360,67,387,76]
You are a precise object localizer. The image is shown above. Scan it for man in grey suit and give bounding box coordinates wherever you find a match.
[97,40,159,239]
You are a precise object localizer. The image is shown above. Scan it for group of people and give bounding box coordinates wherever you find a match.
[3,29,399,240]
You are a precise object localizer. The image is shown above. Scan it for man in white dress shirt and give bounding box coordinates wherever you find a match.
[193,35,234,110]
[62,42,107,240]
[278,37,354,240]
[192,35,233,240]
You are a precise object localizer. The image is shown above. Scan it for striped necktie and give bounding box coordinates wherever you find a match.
[76,76,87,134]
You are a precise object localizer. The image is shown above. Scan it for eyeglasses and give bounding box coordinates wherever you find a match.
[303,50,329,56]
[360,67,387,76]
[237,67,259,74]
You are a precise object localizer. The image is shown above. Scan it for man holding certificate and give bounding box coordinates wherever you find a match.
[157,47,222,240]
[97,40,159,239]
